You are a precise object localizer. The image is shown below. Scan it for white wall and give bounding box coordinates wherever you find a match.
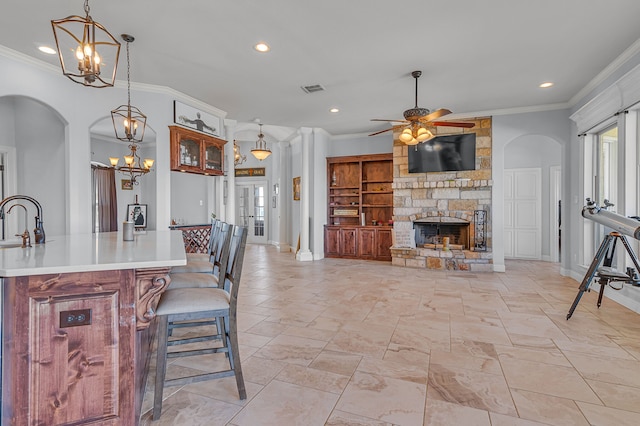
[0,46,226,234]
[0,95,66,237]
[504,134,562,259]
[492,109,570,272]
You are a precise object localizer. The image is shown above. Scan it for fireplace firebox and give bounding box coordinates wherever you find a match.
[414,220,470,250]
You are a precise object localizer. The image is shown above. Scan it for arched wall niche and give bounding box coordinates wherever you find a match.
[0,94,67,237]
[504,134,562,261]
[90,116,158,230]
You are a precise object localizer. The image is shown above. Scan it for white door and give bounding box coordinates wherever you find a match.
[504,168,542,259]
[236,182,268,244]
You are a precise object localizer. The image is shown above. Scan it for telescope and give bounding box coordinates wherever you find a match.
[567,198,640,319]
[582,198,640,240]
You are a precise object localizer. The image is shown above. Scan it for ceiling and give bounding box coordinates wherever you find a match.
[2,0,640,136]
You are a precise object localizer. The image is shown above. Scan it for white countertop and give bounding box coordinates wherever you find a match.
[0,230,186,277]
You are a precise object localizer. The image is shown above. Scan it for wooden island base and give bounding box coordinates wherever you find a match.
[2,267,170,425]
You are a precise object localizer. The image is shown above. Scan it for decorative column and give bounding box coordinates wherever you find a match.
[296,127,313,261]
[277,141,291,252]
[224,119,237,223]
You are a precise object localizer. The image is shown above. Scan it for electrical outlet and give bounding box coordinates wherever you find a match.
[60,309,92,328]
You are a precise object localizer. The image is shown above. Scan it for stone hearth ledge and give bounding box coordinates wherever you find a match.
[390,246,493,272]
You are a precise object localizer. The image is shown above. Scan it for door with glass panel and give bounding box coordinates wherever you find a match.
[236,182,268,244]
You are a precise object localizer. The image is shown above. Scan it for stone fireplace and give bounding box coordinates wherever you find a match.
[390,117,493,271]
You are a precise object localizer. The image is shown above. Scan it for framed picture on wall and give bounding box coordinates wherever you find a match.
[127,204,148,229]
[173,101,220,137]
[293,176,300,200]
[121,179,133,190]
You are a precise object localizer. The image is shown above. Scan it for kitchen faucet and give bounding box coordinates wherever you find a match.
[0,195,45,243]
[6,203,31,247]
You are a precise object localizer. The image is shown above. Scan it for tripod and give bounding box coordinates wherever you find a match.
[566,231,640,319]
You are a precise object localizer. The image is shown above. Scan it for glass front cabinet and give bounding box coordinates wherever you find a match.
[169,125,226,175]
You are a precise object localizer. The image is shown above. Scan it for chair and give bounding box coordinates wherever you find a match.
[170,219,221,274]
[152,225,248,420]
[168,222,231,288]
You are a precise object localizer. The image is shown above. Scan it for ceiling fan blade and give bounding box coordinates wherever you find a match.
[430,121,476,128]
[370,118,409,123]
[368,128,394,136]
[422,108,452,122]
[369,123,410,136]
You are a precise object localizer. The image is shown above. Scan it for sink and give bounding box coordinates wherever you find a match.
[0,240,24,248]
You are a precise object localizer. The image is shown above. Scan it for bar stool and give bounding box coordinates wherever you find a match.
[152,225,248,420]
[169,222,231,289]
[170,219,221,274]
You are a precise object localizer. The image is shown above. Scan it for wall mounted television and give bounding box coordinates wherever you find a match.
[407,133,476,173]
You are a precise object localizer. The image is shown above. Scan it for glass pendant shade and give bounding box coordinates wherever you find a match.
[51,0,120,87]
[415,127,434,142]
[251,124,272,161]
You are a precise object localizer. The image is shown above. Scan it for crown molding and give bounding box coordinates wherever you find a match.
[569,37,640,107]
[570,62,640,133]
[0,44,228,120]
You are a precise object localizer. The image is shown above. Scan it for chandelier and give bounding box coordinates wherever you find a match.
[111,34,146,143]
[398,122,434,145]
[234,140,247,166]
[109,143,154,185]
[51,0,120,87]
[251,123,272,161]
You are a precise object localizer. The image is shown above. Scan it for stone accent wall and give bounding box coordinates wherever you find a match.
[391,117,493,271]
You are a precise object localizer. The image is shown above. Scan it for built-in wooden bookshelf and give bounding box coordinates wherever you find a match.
[325,153,393,260]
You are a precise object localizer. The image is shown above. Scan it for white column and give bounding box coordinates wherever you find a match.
[296,127,313,261]
[224,119,237,224]
[277,141,291,252]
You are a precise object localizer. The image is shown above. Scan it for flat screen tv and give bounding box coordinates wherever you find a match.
[407,133,476,173]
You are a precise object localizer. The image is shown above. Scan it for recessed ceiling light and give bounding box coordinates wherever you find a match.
[254,42,270,53]
[38,45,57,55]
[539,82,554,88]
[329,108,339,113]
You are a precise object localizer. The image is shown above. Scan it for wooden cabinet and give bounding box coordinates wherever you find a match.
[324,225,392,261]
[169,125,226,175]
[325,153,393,261]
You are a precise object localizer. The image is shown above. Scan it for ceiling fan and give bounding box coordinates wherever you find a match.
[369,71,474,145]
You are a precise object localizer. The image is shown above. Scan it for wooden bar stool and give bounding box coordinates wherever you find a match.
[168,222,231,288]
[152,225,248,420]
[170,219,221,274]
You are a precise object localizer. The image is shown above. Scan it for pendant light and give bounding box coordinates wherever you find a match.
[109,34,152,185]
[111,34,146,143]
[109,144,154,186]
[234,140,247,166]
[51,0,120,87]
[251,123,272,161]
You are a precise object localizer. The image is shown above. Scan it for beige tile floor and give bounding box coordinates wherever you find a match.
[141,245,640,425]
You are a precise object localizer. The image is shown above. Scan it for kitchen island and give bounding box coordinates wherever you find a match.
[1,230,186,425]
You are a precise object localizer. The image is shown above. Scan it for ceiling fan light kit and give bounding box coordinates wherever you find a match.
[370,70,474,144]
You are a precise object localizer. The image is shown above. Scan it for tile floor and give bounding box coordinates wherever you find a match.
[141,245,640,425]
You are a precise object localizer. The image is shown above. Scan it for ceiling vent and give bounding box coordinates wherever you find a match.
[300,84,325,94]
